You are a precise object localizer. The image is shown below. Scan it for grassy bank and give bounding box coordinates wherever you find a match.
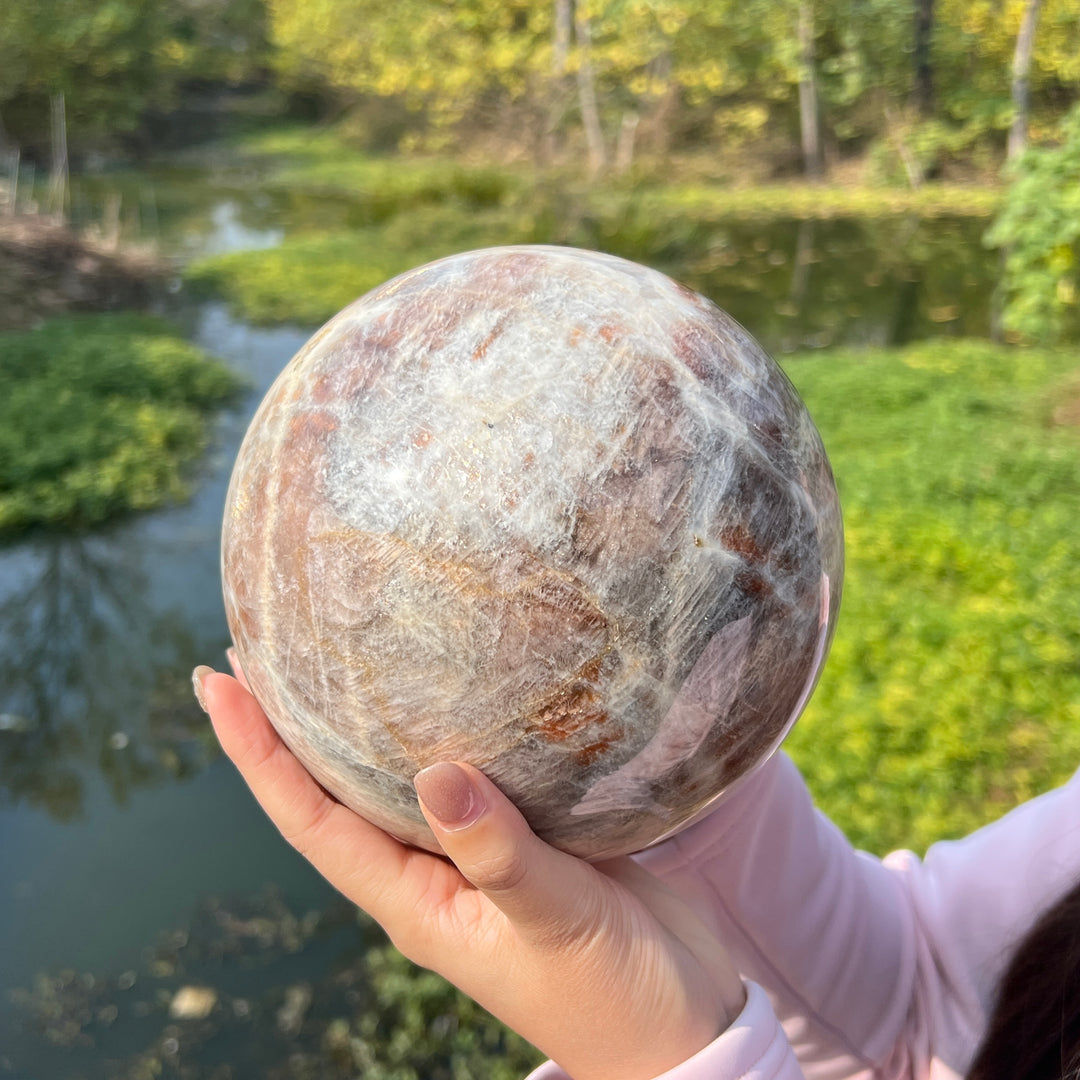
[0,314,244,537]
[184,127,1002,328]
[786,338,1080,854]
[228,127,1001,220]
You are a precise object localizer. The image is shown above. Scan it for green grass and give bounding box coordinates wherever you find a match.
[633,183,1002,222]
[0,314,244,536]
[223,126,521,220]
[784,338,1080,854]
[230,126,1000,220]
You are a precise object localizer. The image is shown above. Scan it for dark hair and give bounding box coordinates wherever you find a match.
[967,878,1080,1080]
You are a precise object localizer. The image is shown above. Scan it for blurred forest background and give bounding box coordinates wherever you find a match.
[1,0,1080,1078]
[3,0,1079,178]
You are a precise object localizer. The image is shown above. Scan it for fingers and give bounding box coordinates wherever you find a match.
[199,666,611,961]
[196,667,422,925]
[225,646,250,689]
[414,762,607,948]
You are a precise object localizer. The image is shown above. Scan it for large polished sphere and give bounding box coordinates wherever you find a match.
[221,245,843,860]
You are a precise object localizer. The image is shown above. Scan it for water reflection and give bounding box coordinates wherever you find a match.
[0,302,309,834]
[186,200,285,257]
[66,165,999,355]
[0,530,219,822]
[0,305,330,1076]
[668,215,993,353]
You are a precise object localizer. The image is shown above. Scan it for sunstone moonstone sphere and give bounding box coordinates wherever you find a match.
[222,245,843,860]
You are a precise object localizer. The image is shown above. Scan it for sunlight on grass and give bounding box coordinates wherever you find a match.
[0,315,244,536]
[785,339,1080,853]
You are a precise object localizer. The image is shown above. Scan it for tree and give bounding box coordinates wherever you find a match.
[268,0,550,129]
[797,0,822,177]
[573,2,607,174]
[933,0,1080,152]
[1007,0,1044,160]
[913,0,935,116]
[261,0,1079,177]
[987,102,1080,342]
[0,0,268,155]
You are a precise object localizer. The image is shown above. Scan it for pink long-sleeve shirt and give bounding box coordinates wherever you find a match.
[529,752,1080,1080]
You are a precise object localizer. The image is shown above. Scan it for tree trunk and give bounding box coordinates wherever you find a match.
[3,146,18,215]
[544,0,574,163]
[913,0,935,116]
[614,111,640,174]
[554,0,571,74]
[48,94,68,221]
[797,1,822,179]
[1007,0,1043,161]
[573,5,607,177]
[645,51,676,160]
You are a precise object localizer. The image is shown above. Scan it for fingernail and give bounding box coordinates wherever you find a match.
[414,763,486,831]
[192,666,215,713]
[226,646,240,673]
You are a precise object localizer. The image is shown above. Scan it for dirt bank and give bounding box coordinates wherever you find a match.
[0,216,170,332]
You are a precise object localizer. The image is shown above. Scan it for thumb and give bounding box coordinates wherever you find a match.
[414,762,603,944]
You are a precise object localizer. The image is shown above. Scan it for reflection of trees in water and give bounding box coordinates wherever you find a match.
[687,216,992,352]
[0,531,219,821]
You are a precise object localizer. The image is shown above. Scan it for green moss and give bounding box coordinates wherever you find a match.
[0,314,244,536]
[783,339,1080,854]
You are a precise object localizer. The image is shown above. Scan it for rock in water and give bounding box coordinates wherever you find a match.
[221,245,843,860]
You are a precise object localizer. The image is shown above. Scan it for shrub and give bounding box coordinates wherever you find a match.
[0,314,244,536]
[986,104,1080,343]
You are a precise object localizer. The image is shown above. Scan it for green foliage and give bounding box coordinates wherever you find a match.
[268,0,549,128]
[233,127,521,221]
[3,0,1080,176]
[0,314,244,536]
[933,0,1080,139]
[256,0,1080,174]
[336,941,542,1080]
[624,182,1001,223]
[0,0,170,142]
[866,116,1005,187]
[986,103,1080,343]
[0,0,268,147]
[784,338,1080,854]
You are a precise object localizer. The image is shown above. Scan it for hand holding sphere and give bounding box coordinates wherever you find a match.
[203,245,843,1078]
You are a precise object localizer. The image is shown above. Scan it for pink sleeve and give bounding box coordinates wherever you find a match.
[526,981,807,1080]
[524,752,1080,1080]
[637,752,1080,1080]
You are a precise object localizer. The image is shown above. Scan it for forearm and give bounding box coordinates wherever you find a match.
[636,754,913,1073]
